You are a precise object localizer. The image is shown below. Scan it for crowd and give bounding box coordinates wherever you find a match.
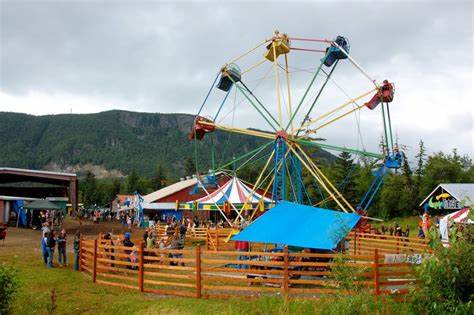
[40,222,82,270]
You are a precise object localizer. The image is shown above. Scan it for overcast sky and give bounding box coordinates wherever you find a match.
[1,0,473,160]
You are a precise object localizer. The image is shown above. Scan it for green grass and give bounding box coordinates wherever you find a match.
[1,229,322,315]
[373,216,420,235]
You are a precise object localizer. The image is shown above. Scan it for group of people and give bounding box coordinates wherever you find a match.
[76,207,113,224]
[40,222,82,270]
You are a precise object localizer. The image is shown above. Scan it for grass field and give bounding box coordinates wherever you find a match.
[1,222,323,315]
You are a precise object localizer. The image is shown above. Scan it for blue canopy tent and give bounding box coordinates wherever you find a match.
[232,201,360,250]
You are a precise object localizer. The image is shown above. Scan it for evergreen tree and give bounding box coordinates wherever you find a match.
[152,165,166,191]
[184,156,195,176]
[332,152,357,205]
[125,170,140,194]
[414,140,426,200]
[81,171,97,207]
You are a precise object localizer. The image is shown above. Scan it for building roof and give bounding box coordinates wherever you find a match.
[232,201,360,250]
[143,172,225,204]
[143,177,198,203]
[419,183,474,206]
[0,195,38,201]
[23,199,63,210]
[0,167,76,180]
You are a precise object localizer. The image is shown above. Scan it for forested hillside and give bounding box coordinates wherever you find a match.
[0,110,336,178]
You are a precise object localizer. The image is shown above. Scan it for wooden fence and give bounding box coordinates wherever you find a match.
[347,231,430,255]
[203,229,431,254]
[151,225,210,241]
[79,237,419,299]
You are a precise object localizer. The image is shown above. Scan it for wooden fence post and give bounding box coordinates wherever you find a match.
[78,235,83,272]
[138,241,144,292]
[373,248,380,297]
[195,245,202,298]
[353,231,357,255]
[92,239,98,283]
[215,227,219,251]
[282,246,289,299]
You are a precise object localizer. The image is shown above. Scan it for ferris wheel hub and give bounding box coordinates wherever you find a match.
[275,130,289,140]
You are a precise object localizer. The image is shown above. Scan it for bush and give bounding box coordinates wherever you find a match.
[0,264,20,314]
[410,229,474,314]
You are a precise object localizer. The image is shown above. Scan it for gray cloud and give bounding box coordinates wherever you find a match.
[1,0,473,158]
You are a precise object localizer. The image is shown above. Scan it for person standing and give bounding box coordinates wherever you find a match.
[41,232,49,265]
[46,230,56,268]
[74,231,81,271]
[57,229,67,267]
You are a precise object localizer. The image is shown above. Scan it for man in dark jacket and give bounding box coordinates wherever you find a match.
[46,230,56,268]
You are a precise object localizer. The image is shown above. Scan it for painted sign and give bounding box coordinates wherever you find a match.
[423,192,464,211]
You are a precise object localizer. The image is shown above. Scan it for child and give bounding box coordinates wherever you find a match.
[57,229,67,267]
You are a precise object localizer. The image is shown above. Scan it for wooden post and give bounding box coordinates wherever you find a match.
[373,249,380,297]
[282,246,289,298]
[78,235,83,272]
[353,231,357,255]
[92,239,98,283]
[138,241,144,292]
[195,246,202,298]
[215,226,219,251]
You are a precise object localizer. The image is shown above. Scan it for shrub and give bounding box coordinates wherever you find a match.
[0,264,20,314]
[410,228,474,314]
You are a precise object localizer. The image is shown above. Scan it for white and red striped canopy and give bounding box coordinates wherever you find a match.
[195,176,272,204]
[442,207,472,224]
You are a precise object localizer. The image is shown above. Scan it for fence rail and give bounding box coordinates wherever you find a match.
[79,236,420,300]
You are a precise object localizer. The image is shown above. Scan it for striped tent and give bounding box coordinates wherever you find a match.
[182,177,273,211]
[440,207,472,246]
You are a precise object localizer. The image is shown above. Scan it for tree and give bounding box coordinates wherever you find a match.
[331,152,357,206]
[184,156,195,176]
[152,165,167,191]
[413,140,426,201]
[401,151,417,214]
[80,171,97,207]
[125,170,140,194]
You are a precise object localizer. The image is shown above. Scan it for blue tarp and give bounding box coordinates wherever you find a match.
[232,201,360,250]
[12,200,27,227]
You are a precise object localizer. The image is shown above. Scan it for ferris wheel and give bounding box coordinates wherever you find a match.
[188,30,401,226]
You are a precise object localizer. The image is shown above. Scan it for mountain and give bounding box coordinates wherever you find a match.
[0,110,337,179]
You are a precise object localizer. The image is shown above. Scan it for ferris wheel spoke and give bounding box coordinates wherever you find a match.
[285,58,326,132]
[272,43,283,129]
[238,81,280,128]
[294,138,382,159]
[226,75,279,131]
[295,60,339,137]
[214,141,274,172]
[293,142,356,213]
[288,144,349,212]
[227,39,270,65]
[331,40,378,89]
[292,88,376,134]
[232,150,276,224]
